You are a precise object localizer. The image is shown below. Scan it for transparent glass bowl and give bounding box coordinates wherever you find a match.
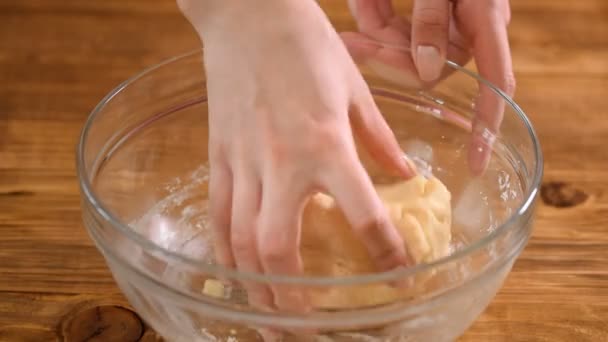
[77,42,542,341]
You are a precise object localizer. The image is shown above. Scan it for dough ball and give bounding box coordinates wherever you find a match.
[300,175,452,309]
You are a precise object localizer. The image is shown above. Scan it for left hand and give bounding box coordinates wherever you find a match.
[343,0,515,175]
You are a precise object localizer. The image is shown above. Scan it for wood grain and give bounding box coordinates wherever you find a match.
[1,0,607,341]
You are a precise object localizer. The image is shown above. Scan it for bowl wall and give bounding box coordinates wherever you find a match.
[78,48,541,341]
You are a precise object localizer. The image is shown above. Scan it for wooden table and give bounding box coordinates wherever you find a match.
[1,0,606,341]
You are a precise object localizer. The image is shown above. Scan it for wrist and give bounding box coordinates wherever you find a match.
[180,0,321,41]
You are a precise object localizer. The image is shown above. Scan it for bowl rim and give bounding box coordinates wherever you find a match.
[77,43,543,286]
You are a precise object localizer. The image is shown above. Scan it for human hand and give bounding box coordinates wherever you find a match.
[178,0,416,314]
[343,0,515,175]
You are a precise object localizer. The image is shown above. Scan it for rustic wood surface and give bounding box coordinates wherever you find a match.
[1,0,607,341]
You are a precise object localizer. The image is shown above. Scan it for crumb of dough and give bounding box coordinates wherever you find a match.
[202,279,225,298]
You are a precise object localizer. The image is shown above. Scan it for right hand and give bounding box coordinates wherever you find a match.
[178,0,416,314]
[343,0,515,175]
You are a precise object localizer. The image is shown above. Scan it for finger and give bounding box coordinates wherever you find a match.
[350,93,417,179]
[411,0,450,82]
[341,31,470,90]
[348,0,394,32]
[257,178,309,313]
[445,2,472,68]
[340,31,389,63]
[209,159,235,268]
[341,28,468,90]
[257,328,283,342]
[341,29,413,67]
[322,156,411,271]
[343,0,470,84]
[467,16,515,175]
[230,171,274,310]
[341,31,424,90]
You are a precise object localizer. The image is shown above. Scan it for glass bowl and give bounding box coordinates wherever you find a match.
[77,41,542,341]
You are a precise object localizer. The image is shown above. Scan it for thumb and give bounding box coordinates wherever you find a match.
[350,92,417,180]
[411,0,450,82]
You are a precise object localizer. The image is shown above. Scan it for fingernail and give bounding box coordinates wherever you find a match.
[469,122,496,175]
[390,266,415,289]
[416,45,444,82]
[402,156,419,177]
[258,328,283,342]
[275,288,310,314]
[388,245,415,288]
[248,291,275,313]
[393,276,414,289]
[468,140,491,176]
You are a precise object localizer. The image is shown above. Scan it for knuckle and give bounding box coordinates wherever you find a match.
[265,140,289,169]
[311,124,344,149]
[259,241,292,267]
[486,0,501,10]
[315,126,349,157]
[356,211,391,237]
[262,119,345,167]
[414,7,448,30]
[296,122,347,162]
[175,0,192,14]
[502,73,517,97]
[504,5,512,25]
[208,142,227,165]
[231,230,255,257]
[459,0,510,25]
[354,211,407,266]
[470,0,500,14]
[247,287,274,310]
[485,0,510,24]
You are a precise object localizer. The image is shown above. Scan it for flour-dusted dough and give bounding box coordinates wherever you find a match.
[300,175,452,309]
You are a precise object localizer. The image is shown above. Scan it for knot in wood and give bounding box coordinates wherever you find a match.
[540,182,588,208]
[60,305,144,342]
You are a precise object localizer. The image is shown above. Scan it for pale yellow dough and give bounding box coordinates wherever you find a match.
[300,175,452,309]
